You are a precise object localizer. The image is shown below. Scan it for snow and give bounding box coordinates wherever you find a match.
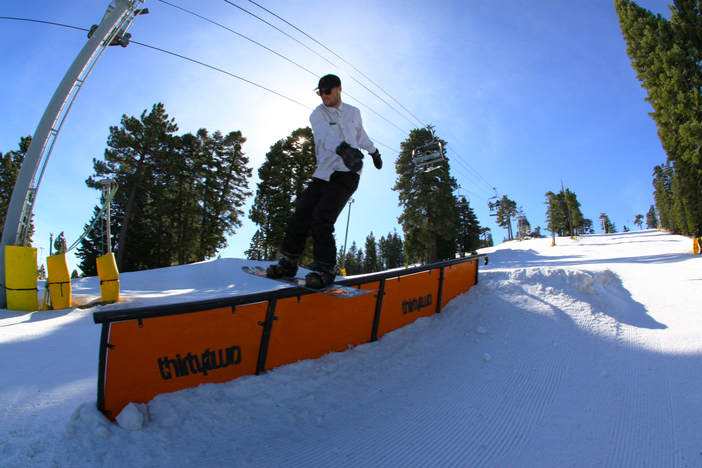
[2,229,702,467]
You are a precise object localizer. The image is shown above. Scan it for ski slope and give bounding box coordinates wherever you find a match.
[1,230,701,467]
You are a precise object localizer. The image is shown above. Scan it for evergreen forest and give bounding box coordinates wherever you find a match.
[79,103,253,274]
[616,0,702,238]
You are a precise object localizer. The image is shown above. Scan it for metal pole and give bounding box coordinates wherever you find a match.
[0,0,145,308]
[100,179,116,254]
[341,199,354,272]
[106,197,112,255]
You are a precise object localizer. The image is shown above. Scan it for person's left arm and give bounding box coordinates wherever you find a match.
[353,109,376,154]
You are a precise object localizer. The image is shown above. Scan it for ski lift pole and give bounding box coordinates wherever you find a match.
[99,179,118,254]
[340,199,354,276]
[0,0,146,308]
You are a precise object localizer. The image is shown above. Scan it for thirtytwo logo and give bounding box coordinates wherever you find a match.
[157,345,242,380]
[402,294,433,315]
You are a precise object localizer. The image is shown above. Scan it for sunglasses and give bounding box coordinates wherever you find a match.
[316,87,333,96]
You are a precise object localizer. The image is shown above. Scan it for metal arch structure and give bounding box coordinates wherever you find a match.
[0,0,146,308]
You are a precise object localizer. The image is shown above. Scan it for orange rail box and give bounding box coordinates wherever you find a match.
[93,255,485,420]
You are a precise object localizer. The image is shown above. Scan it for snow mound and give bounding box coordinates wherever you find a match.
[469,267,666,333]
[116,403,148,431]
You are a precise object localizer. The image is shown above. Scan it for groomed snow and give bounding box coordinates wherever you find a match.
[1,230,701,467]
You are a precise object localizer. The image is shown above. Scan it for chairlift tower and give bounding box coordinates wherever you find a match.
[99,179,119,254]
[0,0,147,308]
[517,215,530,241]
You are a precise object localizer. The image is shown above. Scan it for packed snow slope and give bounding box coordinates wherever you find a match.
[1,230,701,467]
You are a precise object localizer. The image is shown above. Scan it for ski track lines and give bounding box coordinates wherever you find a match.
[609,323,672,467]
[222,262,700,467]
[9,246,699,467]
[248,269,598,467]
[611,261,702,468]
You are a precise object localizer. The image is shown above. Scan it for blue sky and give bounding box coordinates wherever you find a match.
[0,0,676,273]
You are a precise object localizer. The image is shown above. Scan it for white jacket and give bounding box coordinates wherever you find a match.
[309,101,376,181]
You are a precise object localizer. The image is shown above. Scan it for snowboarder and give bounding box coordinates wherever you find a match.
[267,74,382,288]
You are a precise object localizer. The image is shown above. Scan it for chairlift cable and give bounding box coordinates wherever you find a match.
[247,0,426,129]
[3,16,494,203]
[222,0,420,129]
[157,0,409,135]
[0,16,87,32]
[241,2,499,196]
[131,40,314,110]
[446,147,494,194]
[157,0,318,77]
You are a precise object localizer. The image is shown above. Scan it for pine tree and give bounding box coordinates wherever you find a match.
[653,164,675,230]
[195,129,252,261]
[479,227,494,248]
[76,205,109,276]
[87,103,179,271]
[456,197,481,254]
[245,230,267,261]
[0,136,33,243]
[394,127,458,264]
[249,127,315,261]
[545,191,565,237]
[599,213,616,234]
[495,195,518,240]
[646,205,659,229]
[634,214,644,230]
[81,103,252,271]
[378,229,405,269]
[363,232,379,273]
[343,241,361,275]
[564,189,585,236]
[616,0,702,236]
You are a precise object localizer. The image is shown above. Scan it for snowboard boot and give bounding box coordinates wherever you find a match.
[305,263,336,289]
[266,254,298,278]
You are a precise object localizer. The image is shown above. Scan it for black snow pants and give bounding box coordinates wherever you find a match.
[281,171,360,266]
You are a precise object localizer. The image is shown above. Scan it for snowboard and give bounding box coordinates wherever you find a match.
[242,266,374,298]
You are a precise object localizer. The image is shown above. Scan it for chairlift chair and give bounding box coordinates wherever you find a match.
[412,126,445,172]
[456,186,470,207]
[487,197,500,216]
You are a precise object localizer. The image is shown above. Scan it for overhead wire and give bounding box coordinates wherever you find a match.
[447,147,495,195]
[247,0,427,129]
[158,0,316,76]
[235,1,496,198]
[130,40,314,110]
[221,0,420,131]
[0,16,86,32]
[0,16,312,111]
[2,14,494,199]
[0,15,400,152]
[156,0,409,136]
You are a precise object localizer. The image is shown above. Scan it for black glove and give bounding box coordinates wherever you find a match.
[336,142,364,172]
[370,149,382,169]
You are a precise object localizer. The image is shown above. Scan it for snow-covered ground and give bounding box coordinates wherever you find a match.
[1,230,701,467]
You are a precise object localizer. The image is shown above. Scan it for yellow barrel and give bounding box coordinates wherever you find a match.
[47,253,72,309]
[694,238,700,255]
[97,253,120,302]
[5,245,38,312]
